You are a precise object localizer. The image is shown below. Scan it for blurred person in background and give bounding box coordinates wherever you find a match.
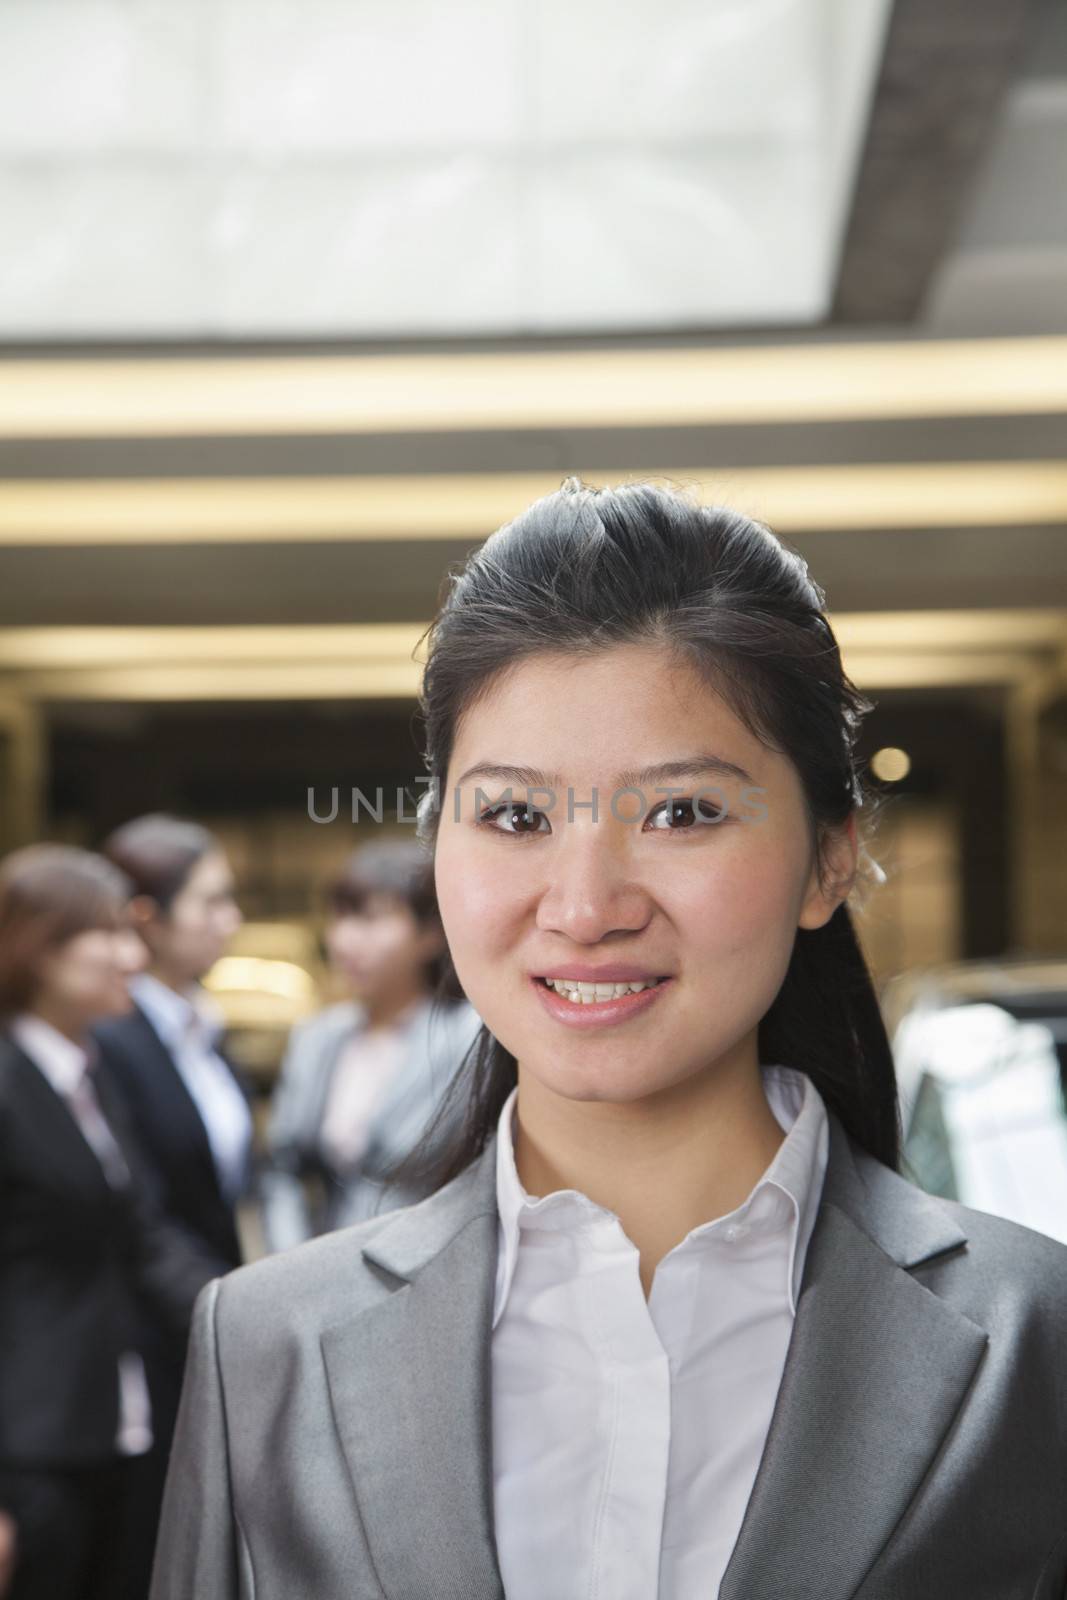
[261,838,481,1251]
[0,845,219,1600]
[91,815,252,1585]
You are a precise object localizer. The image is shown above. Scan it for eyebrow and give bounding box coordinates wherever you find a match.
[455,752,757,789]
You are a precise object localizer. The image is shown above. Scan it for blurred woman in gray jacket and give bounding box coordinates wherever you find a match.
[261,840,481,1250]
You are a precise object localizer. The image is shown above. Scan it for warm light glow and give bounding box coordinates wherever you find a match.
[0,624,427,668]
[204,956,316,1002]
[871,747,912,783]
[3,462,1067,545]
[1,339,1066,438]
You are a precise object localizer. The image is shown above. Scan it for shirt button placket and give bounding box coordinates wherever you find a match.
[588,1221,672,1600]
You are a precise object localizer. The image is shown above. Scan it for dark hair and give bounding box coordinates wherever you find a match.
[325,838,454,994]
[403,477,899,1190]
[0,844,131,1021]
[101,813,217,913]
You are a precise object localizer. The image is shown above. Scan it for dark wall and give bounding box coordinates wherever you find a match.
[857,689,1009,960]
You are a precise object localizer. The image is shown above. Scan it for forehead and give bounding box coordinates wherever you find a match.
[182,849,231,893]
[451,644,768,778]
[334,890,411,919]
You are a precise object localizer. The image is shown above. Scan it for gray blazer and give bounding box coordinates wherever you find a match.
[151,1106,1067,1600]
[260,996,482,1249]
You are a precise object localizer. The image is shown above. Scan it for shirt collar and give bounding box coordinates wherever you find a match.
[493,1063,828,1330]
[130,971,224,1052]
[10,1012,93,1097]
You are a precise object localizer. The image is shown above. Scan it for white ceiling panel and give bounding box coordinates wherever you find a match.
[0,0,892,336]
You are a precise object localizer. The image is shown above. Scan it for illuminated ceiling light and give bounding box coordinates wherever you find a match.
[1,338,1067,438]
[3,462,1067,545]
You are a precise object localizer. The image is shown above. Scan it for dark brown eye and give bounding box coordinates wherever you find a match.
[480,803,549,836]
[646,796,726,830]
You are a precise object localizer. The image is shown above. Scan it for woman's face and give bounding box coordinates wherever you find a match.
[145,848,242,984]
[434,642,854,1107]
[325,892,440,1003]
[36,918,148,1029]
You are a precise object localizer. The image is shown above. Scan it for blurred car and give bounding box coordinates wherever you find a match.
[883,957,1067,1244]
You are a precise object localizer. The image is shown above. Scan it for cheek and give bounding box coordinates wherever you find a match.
[672,835,805,964]
[187,913,220,956]
[379,923,421,966]
[70,946,117,996]
[435,842,522,981]
[326,922,359,963]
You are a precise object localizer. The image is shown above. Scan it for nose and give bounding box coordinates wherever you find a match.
[534,824,653,945]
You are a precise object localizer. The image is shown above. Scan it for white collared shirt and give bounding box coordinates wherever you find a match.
[131,972,252,1205]
[11,1012,153,1456]
[490,1063,829,1600]
[318,996,424,1174]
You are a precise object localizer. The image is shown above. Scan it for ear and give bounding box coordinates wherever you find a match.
[127,893,162,931]
[797,812,859,931]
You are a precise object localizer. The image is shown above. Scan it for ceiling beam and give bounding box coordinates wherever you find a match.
[833,0,1032,322]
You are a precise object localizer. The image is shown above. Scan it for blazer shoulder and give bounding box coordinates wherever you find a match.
[433,999,483,1053]
[0,1035,24,1108]
[285,1001,361,1058]
[938,1193,1067,1275]
[212,1147,496,1354]
[212,1205,404,1344]
[912,1191,1067,1341]
[92,1005,154,1055]
[833,1124,1067,1328]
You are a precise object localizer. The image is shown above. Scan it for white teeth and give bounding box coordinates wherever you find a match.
[544,977,662,1004]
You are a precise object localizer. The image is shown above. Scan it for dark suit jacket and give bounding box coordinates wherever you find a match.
[91,1004,248,1447]
[151,1106,1067,1600]
[0,1033,218,1470]
[93,1004,247,1269]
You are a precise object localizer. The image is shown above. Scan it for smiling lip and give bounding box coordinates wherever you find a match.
[531,973,673,1028]
[535,964,670,982]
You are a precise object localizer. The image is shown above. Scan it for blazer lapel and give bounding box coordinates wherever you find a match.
[719,1110,989,1600]
[319,1139,505,1600]
[3,1037,113,1196]
[129,1004,223,1197]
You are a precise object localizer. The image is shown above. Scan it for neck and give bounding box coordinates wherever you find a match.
[27,1000,88,1050]
[145,964,195,998]
[361,981,425,1032]
[513,1041,785,1299]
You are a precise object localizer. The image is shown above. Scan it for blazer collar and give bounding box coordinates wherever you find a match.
[322,1107,986,1600]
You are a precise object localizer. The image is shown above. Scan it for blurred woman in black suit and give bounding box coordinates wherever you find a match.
[0,844,219,1600]
[91,816,252,1570]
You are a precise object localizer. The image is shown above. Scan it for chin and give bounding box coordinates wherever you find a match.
[526,1054,672,1105]
[98,993,134,1020]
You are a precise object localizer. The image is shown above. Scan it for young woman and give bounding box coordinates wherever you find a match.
[0,845,218,1600]
[151,482,1067,1600]
[261,839,482,1250]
